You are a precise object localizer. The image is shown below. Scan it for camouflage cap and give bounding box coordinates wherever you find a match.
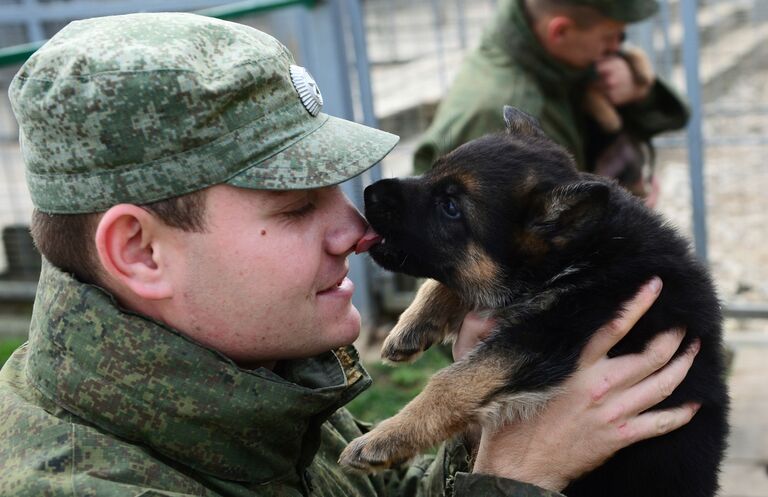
[568,0,659,22]
[9,13,399,214]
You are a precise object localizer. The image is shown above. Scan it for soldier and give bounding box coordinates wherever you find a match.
[413,0,688,206]
[0,13,698,496]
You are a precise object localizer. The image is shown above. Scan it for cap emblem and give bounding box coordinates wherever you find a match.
[290,65,323,116]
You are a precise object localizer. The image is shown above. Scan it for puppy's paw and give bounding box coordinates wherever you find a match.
[339,432,409,472]
[381,321,438,363]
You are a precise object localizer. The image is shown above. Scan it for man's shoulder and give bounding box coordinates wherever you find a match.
[452,53,545,113]
[0,354,215,497]
[429,56,545,136]
[413,53,547,172]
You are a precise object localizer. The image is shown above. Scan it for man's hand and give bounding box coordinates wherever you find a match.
[456,277,700,492]
[596,54,653,106]
[453,311,495,361]
[643,175,661,209]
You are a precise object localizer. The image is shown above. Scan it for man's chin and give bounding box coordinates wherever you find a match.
[323,308,362,351]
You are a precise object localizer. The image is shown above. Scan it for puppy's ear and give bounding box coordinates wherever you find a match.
[527,181,610,242]
[503,106,547,139]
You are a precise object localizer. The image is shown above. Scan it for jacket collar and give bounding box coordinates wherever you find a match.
[481,0,592,90]
[25,260,371,483]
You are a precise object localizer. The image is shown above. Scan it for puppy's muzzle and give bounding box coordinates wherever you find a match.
[364,178,404,232]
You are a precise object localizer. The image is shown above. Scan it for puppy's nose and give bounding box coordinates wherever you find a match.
[364,178,402,211]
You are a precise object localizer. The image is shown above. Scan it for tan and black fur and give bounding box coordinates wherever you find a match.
[340,107,728,497]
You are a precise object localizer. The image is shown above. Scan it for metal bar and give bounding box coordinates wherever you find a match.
[0,151,23,222]
[429,0,448,90]
[197,0,315,20]
[654,134,768,148]
[0,281,37,302]
[21,0,46,42]
[0,0,316,67]
[724,304,768,320]
[704,105,768,117]
[680,0,709,263]
[657,0,674,82]
[455,0,468,50]
[386,0,399,62]
[346,0,377,129]
[345,0,382,185]
[0,0,236,22]
[0,0,314,23]
[24,21,46,44]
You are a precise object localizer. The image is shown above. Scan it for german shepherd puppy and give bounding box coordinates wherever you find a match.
[340,107,728,497]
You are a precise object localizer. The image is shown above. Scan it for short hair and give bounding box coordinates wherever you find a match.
[525,0,607,29]
[30,189,208,286]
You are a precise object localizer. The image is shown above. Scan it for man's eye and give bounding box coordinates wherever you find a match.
[441,199,461,219]
[284,202,316,219]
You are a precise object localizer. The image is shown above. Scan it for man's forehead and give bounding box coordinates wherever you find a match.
[601,18,626,31]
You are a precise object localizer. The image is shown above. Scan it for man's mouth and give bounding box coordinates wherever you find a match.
[318,272,352,294]
[355,225,383,254]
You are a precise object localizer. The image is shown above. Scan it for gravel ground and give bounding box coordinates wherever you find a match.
[654,63,768,320]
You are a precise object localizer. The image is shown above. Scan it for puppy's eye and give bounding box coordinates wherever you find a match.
[441,199,461,219]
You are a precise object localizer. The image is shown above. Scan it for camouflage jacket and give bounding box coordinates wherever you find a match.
[413,0,689,173]
[0,261,563,497]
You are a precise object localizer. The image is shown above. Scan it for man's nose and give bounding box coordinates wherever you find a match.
[609,31,626,53]
[326,191,367,255]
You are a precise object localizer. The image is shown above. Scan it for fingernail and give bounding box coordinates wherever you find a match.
[691,402,702,413]
[648,277,662,294]
[691,338,701,354]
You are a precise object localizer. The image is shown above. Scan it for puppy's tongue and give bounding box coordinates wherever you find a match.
[355,225,382,254]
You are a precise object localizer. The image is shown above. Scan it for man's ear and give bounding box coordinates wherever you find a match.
[94,204,173,300]
[527,181,611,242]
[547,16,574,44]
[503,105,547,139]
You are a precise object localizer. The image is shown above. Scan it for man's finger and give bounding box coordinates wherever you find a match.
[595,55,621,73]
[620,402,700,446]
[580,277,662,365]
[602,327,687,388]
[613,337,699,415]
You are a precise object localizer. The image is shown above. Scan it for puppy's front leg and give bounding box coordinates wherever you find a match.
[339,350,509,471]
[381,279,467,363]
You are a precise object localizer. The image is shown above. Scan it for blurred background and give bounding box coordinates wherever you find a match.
[0,1,766,494]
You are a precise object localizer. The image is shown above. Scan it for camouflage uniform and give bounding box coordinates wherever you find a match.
[413,0,689,173]
[1,13,563,497]
[0,261,563,496]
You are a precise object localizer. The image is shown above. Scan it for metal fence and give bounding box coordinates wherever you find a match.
[1,0,767,327]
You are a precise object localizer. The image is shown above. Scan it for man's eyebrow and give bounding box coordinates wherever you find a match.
[262,190,307,205]
[263,191,299,200]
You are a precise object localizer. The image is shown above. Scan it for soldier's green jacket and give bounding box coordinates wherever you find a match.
[413,0,689,173]
[0,261,563,497]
